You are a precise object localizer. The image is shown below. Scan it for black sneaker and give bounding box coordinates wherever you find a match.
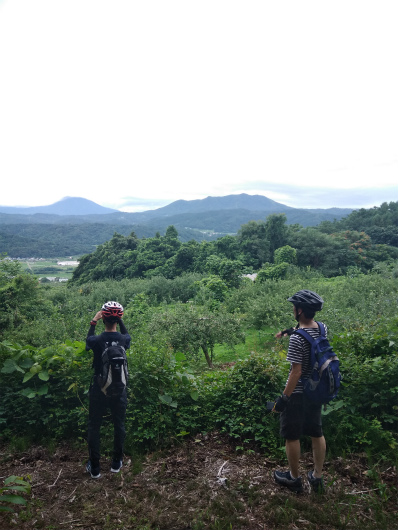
[274,470,303,493]
[111,460,123,473]
[86,460,101,479]
[308,470,324,493]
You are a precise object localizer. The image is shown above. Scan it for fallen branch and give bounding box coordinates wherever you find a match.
[67,486,77,499]
[48,468,62,488]
[217,460,228,477]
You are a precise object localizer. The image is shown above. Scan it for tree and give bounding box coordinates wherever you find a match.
[165,225,179,240]
[213,235,241,260]
[265,213,288,257]
[71,231,139,283]
[150,304,244,368]
[256,262,290,282]
[194,275,229,304]
[274,245,297,265]
[237,221,270,268]
[204,255,244,287]
[0,257,49,334]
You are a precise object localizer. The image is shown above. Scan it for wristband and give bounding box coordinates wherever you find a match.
[90,320,98,326]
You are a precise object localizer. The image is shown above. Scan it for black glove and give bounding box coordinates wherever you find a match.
[281,327,295,336]
[273,394,290,412]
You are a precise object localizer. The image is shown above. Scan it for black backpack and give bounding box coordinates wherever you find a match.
[97,343,128,396]
[294,322,341,404]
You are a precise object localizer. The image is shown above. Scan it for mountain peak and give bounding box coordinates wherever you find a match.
[150,193,293,217]
[0,197,119,216]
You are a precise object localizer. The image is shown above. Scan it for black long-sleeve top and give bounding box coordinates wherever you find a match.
[86,320,131,375]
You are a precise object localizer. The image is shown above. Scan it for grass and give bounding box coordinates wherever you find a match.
[188,326,282,371]
[20,257,79,280]
[212,327,277,363]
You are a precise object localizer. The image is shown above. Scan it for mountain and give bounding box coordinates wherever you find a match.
[146,194,293,217]
[0,194,355,257]
[0,197,118,216]
[0,194,353,226]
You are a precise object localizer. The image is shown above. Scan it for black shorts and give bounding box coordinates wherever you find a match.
[280,393,323,440]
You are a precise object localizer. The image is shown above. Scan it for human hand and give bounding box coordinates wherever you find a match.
[275,331,283,338]
[93,310,103,322]
[273,394,290,412]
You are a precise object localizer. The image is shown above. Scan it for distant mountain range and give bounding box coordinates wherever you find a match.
[0,194,353,229]
[0,194,354,257]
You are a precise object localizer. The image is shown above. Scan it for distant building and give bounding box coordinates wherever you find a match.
[57,261,79,266]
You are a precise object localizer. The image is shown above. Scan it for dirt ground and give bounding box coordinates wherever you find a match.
[0,434,397,530]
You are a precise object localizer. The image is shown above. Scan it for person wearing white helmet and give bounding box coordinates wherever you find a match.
[273,290,327,494]
[85,301,131,479]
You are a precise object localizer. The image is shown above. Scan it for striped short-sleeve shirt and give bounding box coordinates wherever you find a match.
[286,323,328,394]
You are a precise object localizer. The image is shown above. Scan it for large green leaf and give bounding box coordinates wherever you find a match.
[1,359,19,374]
[159,394,173,404]
[190,390,199,401]
[20,358,34,369]
[22,372,34,383]
[0,494,27,505]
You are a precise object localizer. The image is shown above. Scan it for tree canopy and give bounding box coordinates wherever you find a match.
[68,203,398,285]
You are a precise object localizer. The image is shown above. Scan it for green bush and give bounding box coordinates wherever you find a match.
[191,354,287,451]
[323,352,398,459]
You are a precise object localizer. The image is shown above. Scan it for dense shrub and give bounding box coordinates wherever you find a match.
[1,266,397,463]
[323,353,398,459]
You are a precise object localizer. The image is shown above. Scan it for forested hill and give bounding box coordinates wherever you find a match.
[0,194,354,257]
[0,199,397,260]
[70,204,398,284]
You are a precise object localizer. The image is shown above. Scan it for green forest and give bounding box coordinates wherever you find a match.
[70,202,398,283]
[0,201,397,529]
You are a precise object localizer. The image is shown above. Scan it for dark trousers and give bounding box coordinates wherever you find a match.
[87,383,127,467]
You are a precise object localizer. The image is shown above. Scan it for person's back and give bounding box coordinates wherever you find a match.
[85,301,131,479]
[273,290,327,494]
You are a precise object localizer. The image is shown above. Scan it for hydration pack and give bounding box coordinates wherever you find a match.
[294,322,341,404]
[97,343,128,396]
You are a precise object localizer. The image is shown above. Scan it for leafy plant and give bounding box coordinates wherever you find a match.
[0,475,31,512]
[149,303,244,367]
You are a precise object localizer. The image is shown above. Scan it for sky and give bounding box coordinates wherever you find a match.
[0,1,397,213]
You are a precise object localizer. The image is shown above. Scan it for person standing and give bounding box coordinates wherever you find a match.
[85,301,131,479]
[273,290,326,493]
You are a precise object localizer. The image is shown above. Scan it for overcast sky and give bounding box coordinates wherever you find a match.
[0,1,397,212]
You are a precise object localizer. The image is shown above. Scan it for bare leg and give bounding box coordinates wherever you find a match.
[311,436,326,478]
[285,439,300,478]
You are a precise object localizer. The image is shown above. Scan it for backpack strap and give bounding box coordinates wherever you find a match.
[315,321,326,337]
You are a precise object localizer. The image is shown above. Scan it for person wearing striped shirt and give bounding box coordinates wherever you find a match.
[273,290,326,494]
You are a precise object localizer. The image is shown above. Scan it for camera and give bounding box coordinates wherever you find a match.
[266,401,275,410]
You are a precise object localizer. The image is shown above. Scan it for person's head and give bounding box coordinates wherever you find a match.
[287,290,323,321]
[101,301,124,325]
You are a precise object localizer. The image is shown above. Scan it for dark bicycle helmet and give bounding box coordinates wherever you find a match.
[287,290,324,311]
[101,301,124,318]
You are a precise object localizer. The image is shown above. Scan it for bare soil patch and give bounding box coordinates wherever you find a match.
[0,434,396,530]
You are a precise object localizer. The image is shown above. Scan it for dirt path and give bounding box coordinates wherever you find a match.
[0,435,396,530]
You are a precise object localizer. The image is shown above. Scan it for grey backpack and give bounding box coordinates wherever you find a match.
[97,343,128,396]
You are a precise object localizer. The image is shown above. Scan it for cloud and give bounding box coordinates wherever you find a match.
[117,197,172,212]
